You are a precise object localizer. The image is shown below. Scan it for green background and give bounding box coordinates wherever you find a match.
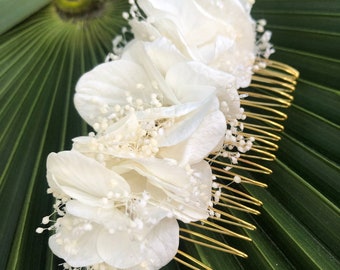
[0,0,339,269]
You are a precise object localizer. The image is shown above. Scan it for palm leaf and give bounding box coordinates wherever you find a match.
[0,0,339,269]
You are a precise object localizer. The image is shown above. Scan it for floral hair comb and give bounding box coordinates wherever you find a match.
[37,1,299,269]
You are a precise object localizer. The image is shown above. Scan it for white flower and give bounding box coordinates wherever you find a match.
[50,214,178,270]
[74,38,229,163]
[46,38,233,269]
[71,136,215,222]
[39,1,277,269]
[72,39,228,223]
[47,150,179,270]
[129,0,257,88]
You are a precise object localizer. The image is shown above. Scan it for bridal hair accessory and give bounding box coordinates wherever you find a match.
[38,1,299,269]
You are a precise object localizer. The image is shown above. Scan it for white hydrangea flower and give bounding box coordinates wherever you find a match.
[129,0,257,88]
[71,136,215,222]
[74,38,230,163]
[46,150,179,270]
[72,39,224,222]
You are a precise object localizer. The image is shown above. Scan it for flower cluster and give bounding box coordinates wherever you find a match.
[38,1,273,269]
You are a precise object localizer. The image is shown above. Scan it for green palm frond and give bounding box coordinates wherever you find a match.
[0,0,339,269]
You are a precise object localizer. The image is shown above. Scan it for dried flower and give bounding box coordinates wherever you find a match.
[129,0,257,88]
[74,38,228,164]
[37,1,286,269]
[46,150,179,270]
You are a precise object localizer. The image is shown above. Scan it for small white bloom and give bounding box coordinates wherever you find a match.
[130,0,257,88]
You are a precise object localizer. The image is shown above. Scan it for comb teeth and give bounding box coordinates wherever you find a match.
[238,59,299,164]
[177,60,299,269]
[175,250,213,270]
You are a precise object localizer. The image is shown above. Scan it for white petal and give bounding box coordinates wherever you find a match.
[48,215,102,267]
[133,98,213,148]
[147,95,218,148]
[165,64,215,103]
[72,113,140,159]
[165,61,241,118]
[129,19,162,41]
[160,109,226,164]
[143,37,187,76]
[118,158,188,194]
[47,151,130,206]
[122,40,180,104]
[164,160,213,222]
[74,60,155,126]
[118,169,161,197]
[117,158,212,222]
[97,218,179,269]
[65,200,130,232]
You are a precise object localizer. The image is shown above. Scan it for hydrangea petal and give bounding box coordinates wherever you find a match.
[116,158,213,222]
[165,61,241,118]
[65,200,130,232]
[97,218,179,269]
[47,151,130,206]
[160,109,226,165]
[74,60,156,126]
[48,215,103,267]
[139,37,186,76]
[122,40,181,105]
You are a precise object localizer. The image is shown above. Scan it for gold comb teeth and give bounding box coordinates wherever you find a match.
[239,59,299,161]
[178,60,299,269]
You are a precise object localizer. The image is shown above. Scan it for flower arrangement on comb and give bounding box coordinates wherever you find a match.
[37,1,299,269]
